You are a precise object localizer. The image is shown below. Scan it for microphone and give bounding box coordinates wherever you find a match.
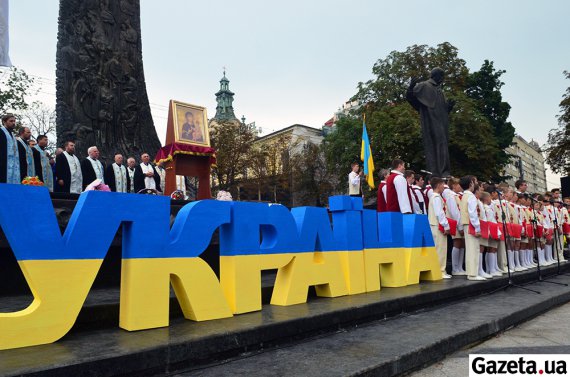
[420,169,433,175]
[522,193,538,202]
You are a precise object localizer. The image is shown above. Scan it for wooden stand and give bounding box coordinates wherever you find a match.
[163,155,211,200]
[160,100,214,200]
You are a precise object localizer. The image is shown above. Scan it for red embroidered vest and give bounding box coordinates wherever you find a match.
[386,172,414,213]
[377,181,387,212]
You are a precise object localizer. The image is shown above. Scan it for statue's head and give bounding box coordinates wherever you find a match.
[430,67,445,85]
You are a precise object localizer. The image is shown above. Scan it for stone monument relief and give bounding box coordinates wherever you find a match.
[56,0,161,163]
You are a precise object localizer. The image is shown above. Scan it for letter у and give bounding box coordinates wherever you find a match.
[0,185,169,349]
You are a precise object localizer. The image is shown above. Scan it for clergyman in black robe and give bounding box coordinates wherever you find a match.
[31,146,43,182]
[406,67,455,178]
[133,164,162,193]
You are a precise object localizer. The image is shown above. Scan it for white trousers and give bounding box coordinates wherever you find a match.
[497,239,507,270]
[465,232,480,277]
[431,225,448,273]
[557,235,566,260]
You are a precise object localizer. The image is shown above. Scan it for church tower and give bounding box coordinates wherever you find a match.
[213,70,237,121]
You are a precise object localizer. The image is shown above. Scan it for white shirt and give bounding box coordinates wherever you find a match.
[478,200,487,221]
[432,193,449,229]
[484,204,497,224]
[412,185,425,204]
[464,190,480,233]
[444,190,464,231]
[492,199,507,223]
[410,185,421,214]
[543,206,553,229]
[515,204,525,225]
[391,170,412,214]
[348,171,360,195]
[140,162,156,190]
[553,206,564,226]
[424,185,434,202]
[87,156,105,183]
[63,151,82,194]
[411,184,425,214]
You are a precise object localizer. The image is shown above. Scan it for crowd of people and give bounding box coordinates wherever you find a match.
[350,158,570,282]
[0,113,174,195]
[4,110,570,283]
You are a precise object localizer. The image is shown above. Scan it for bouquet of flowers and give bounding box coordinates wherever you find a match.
[216,190,233,201]
[21,176,44,186]
[84,179,111,192]
[170,190,186,200]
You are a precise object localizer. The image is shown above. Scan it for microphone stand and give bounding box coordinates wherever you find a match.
[490,190,540,294]
[527,195,567,286]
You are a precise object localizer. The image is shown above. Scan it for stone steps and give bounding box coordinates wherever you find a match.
[2,264,569,376]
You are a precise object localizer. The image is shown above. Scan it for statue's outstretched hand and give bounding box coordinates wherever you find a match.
[409,77,419,90]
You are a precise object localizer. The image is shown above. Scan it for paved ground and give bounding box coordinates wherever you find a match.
[408,301,570,377]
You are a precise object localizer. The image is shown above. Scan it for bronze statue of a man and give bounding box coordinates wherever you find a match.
[406,67,455,178]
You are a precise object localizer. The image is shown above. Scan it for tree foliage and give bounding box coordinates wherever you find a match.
[0,67,36,114]
[324,43,514,188]
[21,101,57,154]
[544,71,570,175]
[291,142,335,207]
[210,119,257,192]
[247,144,269,201]
[466,60,515,181]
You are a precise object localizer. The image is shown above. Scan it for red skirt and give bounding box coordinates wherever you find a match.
[439,218,457,236]
[545,229,553,242]
[489,222,501,241]
[525,224,534,239]
[506,223,522,239]
[469,220,489,239]
[536,225,544,239]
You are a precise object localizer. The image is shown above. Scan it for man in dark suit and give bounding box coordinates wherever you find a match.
[133,152,161,193]
[55,141,83,194]
[80,146,105,190]
[104,153,130,193]
[16,127,35,181]
[29,139,43,183]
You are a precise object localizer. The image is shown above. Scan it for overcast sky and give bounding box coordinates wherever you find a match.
[6,0,569,187]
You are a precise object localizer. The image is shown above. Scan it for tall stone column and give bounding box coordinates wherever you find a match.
[56,0,161,163]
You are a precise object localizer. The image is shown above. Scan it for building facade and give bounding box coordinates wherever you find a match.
[243,124,325,205]
[503,134,547,194]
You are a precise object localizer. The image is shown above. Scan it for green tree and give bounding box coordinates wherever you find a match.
[322,116,361,193]
[210,119,257,193]
[544,71,570,175]
[0,67,36,114]
[22,101,57,154]
[325,43,509,188]
[291,142,335,207]
[247,144,269,201]
[466,60,515,180]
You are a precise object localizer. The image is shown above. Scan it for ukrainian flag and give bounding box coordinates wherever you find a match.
[360,115,375,189]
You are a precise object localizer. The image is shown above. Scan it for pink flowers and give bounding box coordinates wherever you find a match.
[84,179,111,192]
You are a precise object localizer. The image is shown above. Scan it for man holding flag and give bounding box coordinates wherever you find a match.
[360,115,375,189]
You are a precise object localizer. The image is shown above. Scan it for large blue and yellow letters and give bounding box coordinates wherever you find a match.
[0,184,440,350]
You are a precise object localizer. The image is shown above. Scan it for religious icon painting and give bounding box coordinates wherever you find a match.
[171,100,211,147]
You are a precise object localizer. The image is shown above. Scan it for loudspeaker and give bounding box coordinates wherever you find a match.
[561,176,570,198]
